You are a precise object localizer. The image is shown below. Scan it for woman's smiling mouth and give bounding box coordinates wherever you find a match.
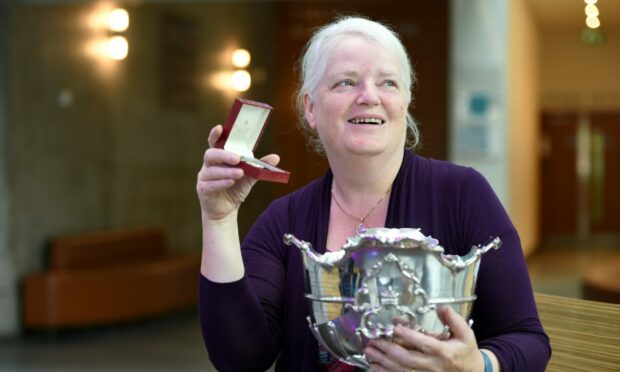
[348,117,385,125]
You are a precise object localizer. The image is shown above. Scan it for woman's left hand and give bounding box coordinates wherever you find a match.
[364,306,485,372]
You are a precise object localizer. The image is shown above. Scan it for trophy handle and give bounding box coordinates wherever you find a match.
[437,237,502,271]
[283,234,346,267]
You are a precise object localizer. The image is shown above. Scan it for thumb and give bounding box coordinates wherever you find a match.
[260,154,281,167]
[437,306,471,340]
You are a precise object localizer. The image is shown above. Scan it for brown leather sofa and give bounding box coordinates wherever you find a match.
[22,227,201,329]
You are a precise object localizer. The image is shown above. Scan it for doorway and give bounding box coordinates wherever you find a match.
[541,111,620,241]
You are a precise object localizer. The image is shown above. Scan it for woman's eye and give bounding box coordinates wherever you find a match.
[336,80,354,87]
[383,80,398,88]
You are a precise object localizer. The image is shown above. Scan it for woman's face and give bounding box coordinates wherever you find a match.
[304,35,410,160]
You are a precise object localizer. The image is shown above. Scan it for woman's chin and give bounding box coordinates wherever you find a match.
[345,144,389,157]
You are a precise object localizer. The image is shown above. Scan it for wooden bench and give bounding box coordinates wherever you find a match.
[535,292,620,371]
[22,227,201,329]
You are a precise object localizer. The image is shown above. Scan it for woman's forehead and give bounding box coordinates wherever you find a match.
[326,34,393,56]
[323,35,401,72]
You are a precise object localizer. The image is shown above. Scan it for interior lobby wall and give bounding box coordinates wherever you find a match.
[508,0,540,256]
[540,28,620,111]
[0,3,20,336]
[2,1,277,335]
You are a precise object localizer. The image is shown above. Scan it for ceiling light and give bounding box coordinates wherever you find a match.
[586,16,601,29]
[585,4,599,17]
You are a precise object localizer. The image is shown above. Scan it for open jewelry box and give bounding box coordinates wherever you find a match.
[214,98,290,183]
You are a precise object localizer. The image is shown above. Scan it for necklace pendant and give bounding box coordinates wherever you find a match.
[356,223,368,235]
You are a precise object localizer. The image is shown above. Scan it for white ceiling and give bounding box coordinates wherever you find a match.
[526,0,620,31]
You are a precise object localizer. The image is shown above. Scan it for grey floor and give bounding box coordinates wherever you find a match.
[1,244,618,371]
[527,243,620,299]
[0,310,216,372]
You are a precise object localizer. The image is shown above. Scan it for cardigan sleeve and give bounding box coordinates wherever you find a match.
[199,274,278,371]
[199,197,290,372]
[459,169,551,372]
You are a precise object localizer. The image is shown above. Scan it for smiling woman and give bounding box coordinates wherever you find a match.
[196,16,551,372]
[296,19,419,158]
[302,35,409,164]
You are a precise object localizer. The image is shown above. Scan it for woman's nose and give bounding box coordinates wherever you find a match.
[355,83,380,106]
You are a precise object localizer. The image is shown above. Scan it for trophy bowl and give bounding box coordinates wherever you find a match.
[283,228,501,369]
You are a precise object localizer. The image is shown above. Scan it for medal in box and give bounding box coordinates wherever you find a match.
[214,98,290,183]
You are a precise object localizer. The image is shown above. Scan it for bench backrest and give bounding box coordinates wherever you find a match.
[535,292,620,371]
[49,227,167,270]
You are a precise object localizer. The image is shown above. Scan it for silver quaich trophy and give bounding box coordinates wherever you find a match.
[283,228,501,369]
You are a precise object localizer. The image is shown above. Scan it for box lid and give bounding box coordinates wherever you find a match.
[214,98,290,184]
[215,98,273,158]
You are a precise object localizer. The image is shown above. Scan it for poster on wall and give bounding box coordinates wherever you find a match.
[453,88,504,160]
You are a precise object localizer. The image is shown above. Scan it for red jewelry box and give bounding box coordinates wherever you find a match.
[214,98,290,184]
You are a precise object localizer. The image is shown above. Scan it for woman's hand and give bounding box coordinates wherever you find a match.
[196,125,280,221]
[364,307,486,372]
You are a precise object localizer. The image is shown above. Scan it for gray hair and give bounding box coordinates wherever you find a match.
[295,16,420,155]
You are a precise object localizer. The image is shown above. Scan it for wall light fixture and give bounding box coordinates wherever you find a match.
[108,8,129,32]
[106,8,129,60]
[107,35,129,60]
[231,69,252,92]
[231,49,251,68]
[210,47,254,94]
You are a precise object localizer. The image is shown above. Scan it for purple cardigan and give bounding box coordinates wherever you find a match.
[199,151,551,371]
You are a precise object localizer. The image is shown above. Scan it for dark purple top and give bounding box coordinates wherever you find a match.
[199,151,551,371]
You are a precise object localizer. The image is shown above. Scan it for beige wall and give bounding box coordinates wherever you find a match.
[509,0,540,257]
[540,28,620,111]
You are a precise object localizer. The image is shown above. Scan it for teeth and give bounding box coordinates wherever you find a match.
[349,118,384,125]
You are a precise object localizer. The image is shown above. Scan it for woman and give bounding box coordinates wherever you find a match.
[197,16,550,372]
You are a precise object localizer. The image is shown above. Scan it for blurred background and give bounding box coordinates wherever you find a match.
[0,0,619,370]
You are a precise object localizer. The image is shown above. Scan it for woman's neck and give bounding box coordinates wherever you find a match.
[329,149,402,202]
[325,150,402,251]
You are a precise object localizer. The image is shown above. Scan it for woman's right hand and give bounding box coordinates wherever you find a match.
[196,125,280,221]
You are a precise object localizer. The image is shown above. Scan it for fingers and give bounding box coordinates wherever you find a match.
[201,125,281,192]
[198,164,244,183]
[365,311,480,372]
[197,164,242,193]
[208,125,223,148]
[196,177,235,194]
[393,325,442,355]
[366,338,426,371]
[197,147,243,196]
[260,153,281,167]
[204,147,241,168]
[436,306,472,342]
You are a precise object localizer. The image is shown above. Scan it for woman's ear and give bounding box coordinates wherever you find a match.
[303,93,316,129]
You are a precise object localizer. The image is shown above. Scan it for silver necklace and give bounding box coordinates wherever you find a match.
[331,187,392,235]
